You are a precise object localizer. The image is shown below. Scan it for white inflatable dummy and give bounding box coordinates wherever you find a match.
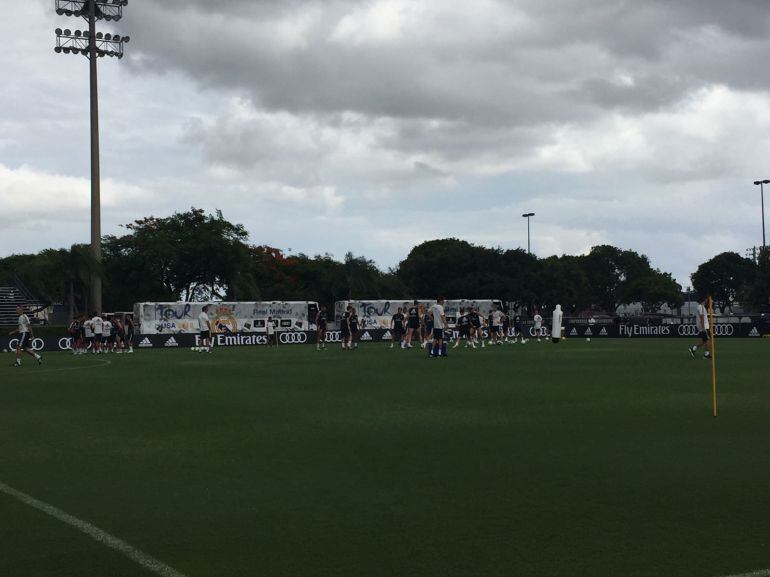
[551,304,563,343]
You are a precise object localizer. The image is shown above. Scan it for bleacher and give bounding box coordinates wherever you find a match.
[0,285,45,326]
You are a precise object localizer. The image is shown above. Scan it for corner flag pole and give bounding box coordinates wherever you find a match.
[708,296,717,418]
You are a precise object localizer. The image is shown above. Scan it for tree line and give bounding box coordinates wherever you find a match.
[1,208,768,317]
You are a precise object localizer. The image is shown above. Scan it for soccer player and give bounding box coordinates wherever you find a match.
[490,305,503,345]
[469,306,483,348]
[9,305,42,367]
[689,297,712,359]
[91,312,104,354]
[422,307,434,349]
[197,305,212,353]
[124,314,135,353]
[513,313,524,344]
[428,297,448,358]
[316,305,328,351]
[349,308,359,349]
[340,306,351,350]
[83,315,94,353]
[454,307,473,348]
[77,314,87,353]
[533,310,543,342]
[501,310,511,343]
[68,316,81,355]
[404,300,420,348]
[266,316,276,347]
[391,307,405,349]
[114,316,125,353]
[102,316,113,353]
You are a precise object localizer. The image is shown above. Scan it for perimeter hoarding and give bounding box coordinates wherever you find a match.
[132,322,765,349]
[0,322,766,353]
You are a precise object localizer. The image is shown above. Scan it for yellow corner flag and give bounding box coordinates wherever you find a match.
[708,296,717,418]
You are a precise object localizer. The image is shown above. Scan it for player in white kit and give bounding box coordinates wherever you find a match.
[91,314,104,354]
[689,297,711,359]
[490,305,504,345]
[102,317,113,353]
[533,310,543,342]
[428,298,448,358]
[9,305,42,367]
[83,317,94,352]
[197,305,212,353]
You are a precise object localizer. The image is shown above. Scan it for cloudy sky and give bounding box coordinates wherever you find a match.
[2,0,770,286]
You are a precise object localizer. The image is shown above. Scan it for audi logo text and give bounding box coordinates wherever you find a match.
[8,338,45,352]
[324,331,342,343]
[677,324,734,337]
[279,332,309,344]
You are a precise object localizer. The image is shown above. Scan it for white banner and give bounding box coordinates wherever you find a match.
[133,301,318,335]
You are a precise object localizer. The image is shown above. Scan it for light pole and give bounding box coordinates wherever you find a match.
[754,180,769,249]
[522,213,535,254]
[55,0,130,314]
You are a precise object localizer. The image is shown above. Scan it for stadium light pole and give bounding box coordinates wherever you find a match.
[754,180,769,249]
[55,0,130,314]
[522,213,535,254]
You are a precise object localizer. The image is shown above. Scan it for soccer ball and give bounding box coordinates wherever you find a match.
[586,338,591,342]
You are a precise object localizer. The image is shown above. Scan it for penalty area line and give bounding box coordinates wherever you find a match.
[0,480,190,577]
[719,570,770,577]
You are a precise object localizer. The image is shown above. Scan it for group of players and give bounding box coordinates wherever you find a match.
[67,313,135,355]
[313,300,547,353]
[390,300,544,350]
[8,305,135,367]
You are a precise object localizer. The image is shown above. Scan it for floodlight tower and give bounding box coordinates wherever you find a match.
[753,180,769,249]
[55,0,130,314]
[522,213,535,254]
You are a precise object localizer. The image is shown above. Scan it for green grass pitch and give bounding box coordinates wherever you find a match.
[0,339,768,577]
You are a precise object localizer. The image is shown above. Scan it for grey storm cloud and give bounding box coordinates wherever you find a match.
[123,0,770,120]
[119,0,770,188]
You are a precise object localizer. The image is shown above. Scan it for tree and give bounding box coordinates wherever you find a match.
[628,270,683,313]
[536,255,591,314]
[397,239,511,298]
[108,207,251,302]
[691,252,756,313]
[0,245,99,315]
[741,247,770,311]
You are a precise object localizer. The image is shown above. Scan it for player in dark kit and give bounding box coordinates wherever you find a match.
[114,317,125,353]
[340,306,352,350]
[124,314,135,353]
[513,314,524,343]
[68,316,81,355]
[501,311,510,344]
[453,307,473,348]
[468,307,483,348]
[391,307,405,349]
[349,309,359,349]
[422,309,434,349]
[404,300,420,348]
[315,305,328,351]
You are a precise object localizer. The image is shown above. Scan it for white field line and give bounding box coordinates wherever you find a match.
[0,480,190,577]
[7,358,112,376]
[719,570,770,577]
